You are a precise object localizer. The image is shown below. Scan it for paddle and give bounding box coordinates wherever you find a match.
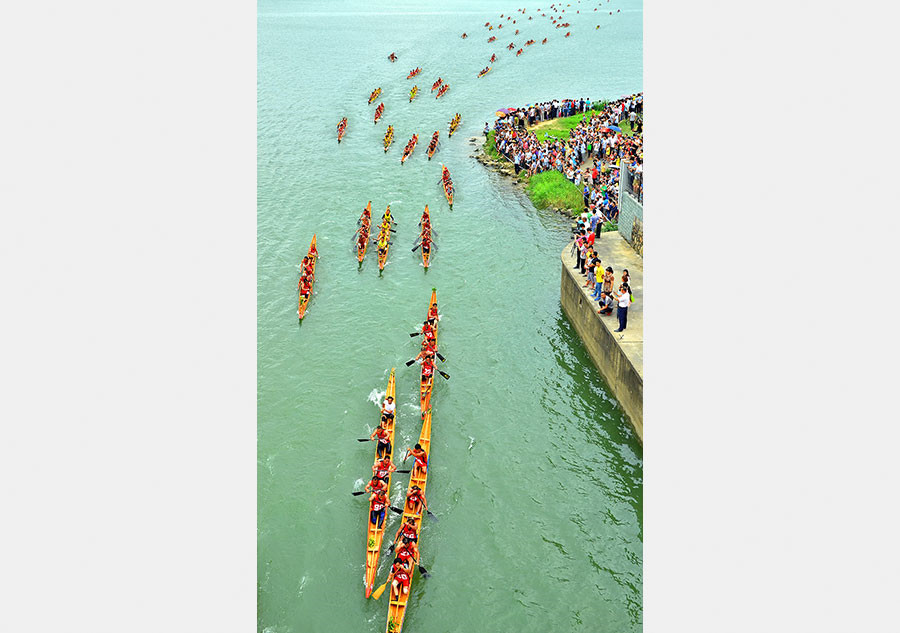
[390,505,438,521]
[351,490,367,496]
[371,580,389,600]
[406,352,445,365]
[357,437,373,442]
[418,565,431,578]
[437,369,450,380]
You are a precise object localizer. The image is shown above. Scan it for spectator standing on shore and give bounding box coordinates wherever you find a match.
[614,284,630,332]
[484,123,489,136]
[579,238,589,274]
[602,267,614,295]
[573,234,584,271]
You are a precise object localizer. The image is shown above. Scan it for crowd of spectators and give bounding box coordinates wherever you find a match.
[487,92,644,225]
[483,94,643,331]
[570,213,635,332]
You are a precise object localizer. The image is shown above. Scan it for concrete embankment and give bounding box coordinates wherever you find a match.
[560,233,643,442]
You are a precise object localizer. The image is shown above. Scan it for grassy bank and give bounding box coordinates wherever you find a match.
[525,171,584,213]
[483,130,503,160]
[531,112,590,142]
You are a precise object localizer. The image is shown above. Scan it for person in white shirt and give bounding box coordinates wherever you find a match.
[381,396,396,422]
[613,284,632,332]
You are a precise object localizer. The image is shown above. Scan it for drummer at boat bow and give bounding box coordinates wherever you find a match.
[381,395,395,422]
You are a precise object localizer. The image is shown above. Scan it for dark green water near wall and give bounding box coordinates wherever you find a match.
[258,1,642,631]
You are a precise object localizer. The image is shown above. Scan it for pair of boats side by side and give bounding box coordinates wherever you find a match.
[363,290,440,633]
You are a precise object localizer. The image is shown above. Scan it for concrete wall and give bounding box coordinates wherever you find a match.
[559,261,643,442]
[618,191,643,250]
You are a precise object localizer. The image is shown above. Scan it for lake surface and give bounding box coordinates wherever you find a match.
[258,1,643,630]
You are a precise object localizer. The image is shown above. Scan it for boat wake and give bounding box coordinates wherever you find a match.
[368,388,386,405]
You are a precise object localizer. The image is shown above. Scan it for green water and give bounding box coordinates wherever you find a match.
[258,1,642,631]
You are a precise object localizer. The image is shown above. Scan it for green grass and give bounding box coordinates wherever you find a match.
[525,171,584,212]
[601,221,618,233]
[618,120,635,136]
[483,130,503,160]
[591,100,609,112]
[532,112,593,142]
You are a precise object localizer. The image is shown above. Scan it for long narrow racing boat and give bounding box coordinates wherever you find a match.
[420,206,432,269]
[384,407,432,633]
[430,78,442,92]
[419,289,438,411]
[400,135,418,164]
[409,85,418,102]
[337,117,348,143]
[406,67,421,79]
[384,125,394,152]
[448,114,461,137]
[374,102,385,124]
[357,201,372,264]
[440,165,454,209]
[425,131,439,160]
[435,83,449,99]
[376,206,394,271]
[477,66,492,78]
[368,87,382,104]
[364,368,396,598]
[297,234,318,320]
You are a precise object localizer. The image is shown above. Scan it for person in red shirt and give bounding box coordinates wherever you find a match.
[405,484,428,516]
[405,443,428,478]
[369,488,388,528]
[394,516,419,547]
[373,455,395,481]
[388,558,412,599]
[420,357,435,388]
[370,422,392,458]
[298,276,312,298]
[396,538,419,569]
[364,476,387,495]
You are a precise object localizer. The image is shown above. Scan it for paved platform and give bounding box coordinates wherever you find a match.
[562,232,643,378]
[560,232,643,441]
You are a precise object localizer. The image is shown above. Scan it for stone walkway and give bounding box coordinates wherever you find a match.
[561,232,643,378]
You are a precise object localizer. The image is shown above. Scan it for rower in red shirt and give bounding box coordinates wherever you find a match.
[405,484,428,516]
[394,515,419,547]
[420,357,435,388]
[369,488,388,528]
[298,276,312,298]
[405,442,428,478]
[388,557,412,599]
[370,422,392,458]
[395,538,419,570]
[364,475,388,495]
[373,455,395,481]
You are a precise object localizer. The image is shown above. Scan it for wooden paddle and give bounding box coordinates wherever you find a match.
[371,579,390,600]
[405,352,445,365]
